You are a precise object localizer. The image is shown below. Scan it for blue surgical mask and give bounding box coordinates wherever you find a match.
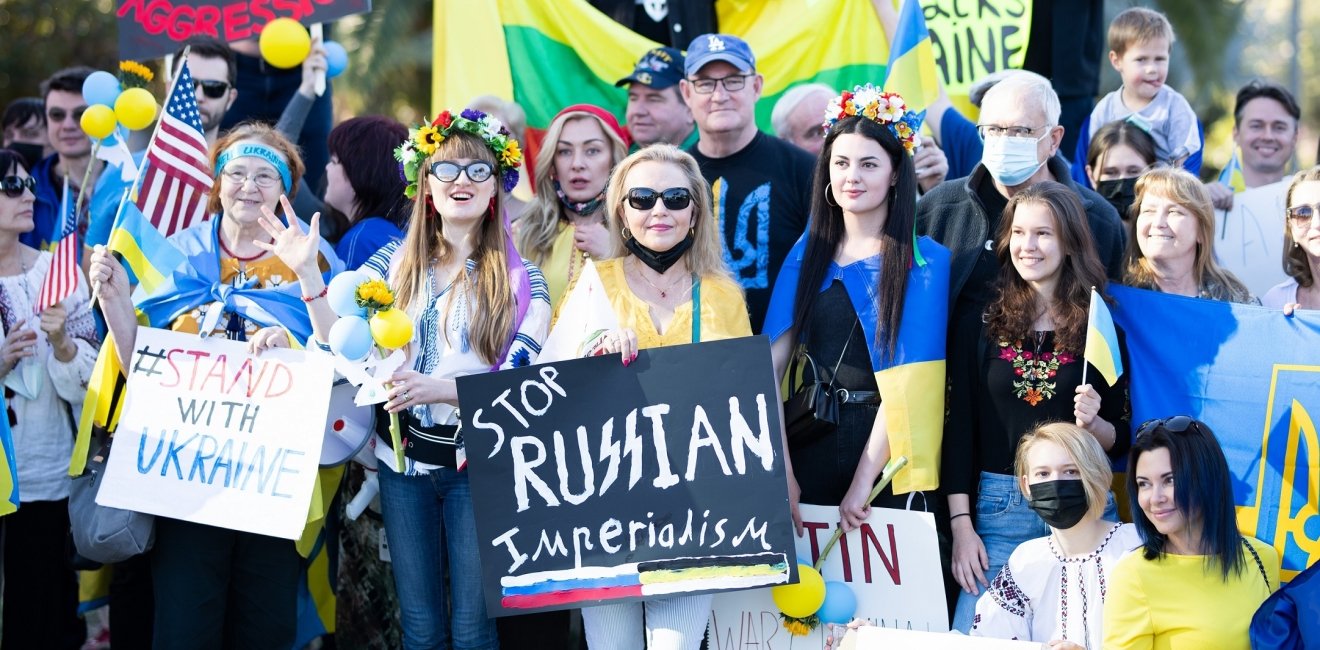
[982,132,1049,187]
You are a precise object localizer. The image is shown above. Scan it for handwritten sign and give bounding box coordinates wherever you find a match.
[844,626,1040,649]
[1214,179,1289,298]
[709,504,949,649]
[458,336,796,617]
[116,0,372,60]
[923,0,1033,99]
[97,327,333,539]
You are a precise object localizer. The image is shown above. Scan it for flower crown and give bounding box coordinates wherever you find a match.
[822,85,924,154]
[394,108,523,198]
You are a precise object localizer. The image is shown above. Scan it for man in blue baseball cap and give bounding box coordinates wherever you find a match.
[616,46,697,149]
[680,33,814,331]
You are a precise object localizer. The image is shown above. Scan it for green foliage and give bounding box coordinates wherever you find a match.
[0,0,119,105]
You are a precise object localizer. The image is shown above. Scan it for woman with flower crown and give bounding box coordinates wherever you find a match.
[762,86,950,536]
[262,109,550,649]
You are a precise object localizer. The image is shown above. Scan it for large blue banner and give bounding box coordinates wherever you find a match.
[1110,285,1320,582]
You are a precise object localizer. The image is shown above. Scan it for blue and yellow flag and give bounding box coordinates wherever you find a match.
[882,0,941,112]
[1219,147,1248,193]
[0,390,18,515]
[1110,285,1320,582]
[107,191,187,297]
[1084,288,1124,386]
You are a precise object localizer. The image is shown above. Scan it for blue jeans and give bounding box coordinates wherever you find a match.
[950,472,1118,633]
[378,463,498,650]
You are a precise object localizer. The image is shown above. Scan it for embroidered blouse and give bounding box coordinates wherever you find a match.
[972,522,1142,649]
[360,241,551,475]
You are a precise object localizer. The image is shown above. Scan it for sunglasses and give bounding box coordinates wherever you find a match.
[46,106,87,124]
[1286,203,1320,227]
[0,176,35,198]
[626,187,692,211]
[429,160,493,183]
[1135,415,1203,438]
[192,79,231,99]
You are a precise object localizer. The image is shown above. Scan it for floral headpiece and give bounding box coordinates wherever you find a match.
[394,109,523,198]
[822,85,924,154]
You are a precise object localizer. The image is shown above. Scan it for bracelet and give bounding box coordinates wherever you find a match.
[301,286,328,303]
[950,513,971,522]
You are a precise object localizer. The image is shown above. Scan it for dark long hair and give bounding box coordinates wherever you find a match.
[0,149,30,177]
[1127,418,1245,580]
[985,182,1108,352]
[327,116,411,228]
[792,116,916,358]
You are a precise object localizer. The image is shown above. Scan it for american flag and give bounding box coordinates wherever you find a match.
[135,61,213,237]
[36,176,78,312]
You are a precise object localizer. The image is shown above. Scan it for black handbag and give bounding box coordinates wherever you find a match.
[783,321,856,449]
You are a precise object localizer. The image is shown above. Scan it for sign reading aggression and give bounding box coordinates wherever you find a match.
[97,327,333,539]
[117,0,372,60]
[458,337,796,617]
[709,504,948,649]
[923,0,1033,98]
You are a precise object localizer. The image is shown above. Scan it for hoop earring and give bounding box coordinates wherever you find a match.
[621,226,634,241]
[825,182,839,208]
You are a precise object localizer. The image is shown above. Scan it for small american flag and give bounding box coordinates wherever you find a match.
[36,176,79,312]
[135,61,213,237]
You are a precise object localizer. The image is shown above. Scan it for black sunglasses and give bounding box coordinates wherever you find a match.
[46,106,87,124]
[429,160,494,183]
[0,176,35,198]
[1135,415,1203,438]
[192,79,231,99]
[626,187,692,211]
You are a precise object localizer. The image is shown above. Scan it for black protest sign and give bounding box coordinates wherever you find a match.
[117,0,371,61]
[458,336,797,617]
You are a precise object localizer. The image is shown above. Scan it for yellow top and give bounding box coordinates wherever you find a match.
[595,257,751,349]
[171,256,299,336]
[544,223,588,322]
[1102,536,1279,650]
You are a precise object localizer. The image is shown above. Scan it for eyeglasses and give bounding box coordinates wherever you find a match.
[0,176,35,198]
[429,161,493,183]
[626,187,693,211]
[1286,203,1320,227]
[687,74,752,94]
[221,167,281,189]
[976,124,1051,139]
[192,79,231,99]
[46,106,87,124]
[1135,415,1204,439]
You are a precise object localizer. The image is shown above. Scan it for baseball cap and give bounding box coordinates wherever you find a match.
[615,47,686,90]
[684,34,756,77]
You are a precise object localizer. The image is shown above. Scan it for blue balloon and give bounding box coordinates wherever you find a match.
[82,71,122,107]
[328,270,369,318]
[817,581,857,625]
[323,41,349,79]
[329,316,373,361]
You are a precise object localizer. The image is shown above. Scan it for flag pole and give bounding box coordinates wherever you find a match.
[1081,286,1095,387]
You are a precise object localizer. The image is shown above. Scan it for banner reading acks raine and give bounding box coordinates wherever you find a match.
[116,0,372,60]
[457,337,798,617]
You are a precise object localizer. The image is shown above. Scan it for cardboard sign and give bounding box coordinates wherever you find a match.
[458,336,796,616]
[116,0,372,60]
[1214,179,1289,298]
[844,627,1041,649]
[709,504,949,649]
[97,327,333,539]
[923,0,1034,99]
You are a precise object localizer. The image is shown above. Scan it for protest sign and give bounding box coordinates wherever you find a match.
[116,0,372,60]
[844,627,1040,649]
[709,503,948,649]
[923,0,1033,100]
[458,336,796,617]
[97,327,333,540]
[1214,179,1289,297]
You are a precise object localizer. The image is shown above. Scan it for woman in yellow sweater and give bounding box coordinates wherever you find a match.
[1103,416,1279,649]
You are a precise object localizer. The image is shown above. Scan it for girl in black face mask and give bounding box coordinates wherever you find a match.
[1085,121,1158,224]
[969,422,1140,650]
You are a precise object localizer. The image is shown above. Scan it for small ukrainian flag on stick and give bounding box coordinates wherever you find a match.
[1083,287,1124,386]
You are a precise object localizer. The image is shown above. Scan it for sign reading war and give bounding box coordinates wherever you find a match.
[117,0,372,61]
[458,337,797,616]
[97,327,333,540]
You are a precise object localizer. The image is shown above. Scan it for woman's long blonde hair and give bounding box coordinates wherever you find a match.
[394,131,515,365]
[602,144,736,283]
[516,110,628,265]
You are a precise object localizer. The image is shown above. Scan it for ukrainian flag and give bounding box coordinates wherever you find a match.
[882,0,941,112]
[1219,147,1248,193]
[106,190,186,297]
[0,390,19,516]
[1084,288,1124,387]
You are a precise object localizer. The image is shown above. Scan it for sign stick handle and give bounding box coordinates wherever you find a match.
[311,24,326,96]
[813,456,909,572]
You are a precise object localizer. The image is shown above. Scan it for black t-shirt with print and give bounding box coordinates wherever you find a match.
[688,131,815,331]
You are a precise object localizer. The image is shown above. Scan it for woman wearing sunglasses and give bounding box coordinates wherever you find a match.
[944,182,1129,632]
[89,123,345,648]
[581,143,749,649]
[516,104,630,317]
[1263,167,1320,311]
[0,147,99,647]
[1104,416,1278,649]
[762,87,949,535]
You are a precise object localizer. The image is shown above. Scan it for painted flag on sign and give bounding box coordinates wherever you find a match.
[35,175,79,312]
[1084,288,1124,386]
[135,60,212,238]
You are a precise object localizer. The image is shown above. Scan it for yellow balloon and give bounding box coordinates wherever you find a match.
[259,18,311,69]
[771,564,826,618]
[80,104,117,140]
[370,308,414,350]
[114,88,158,131]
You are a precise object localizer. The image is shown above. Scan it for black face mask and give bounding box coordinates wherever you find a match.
[625,232,695,274]
[1096,177,1138,221]
[1027,479,1090,529]
[9,143,43,172]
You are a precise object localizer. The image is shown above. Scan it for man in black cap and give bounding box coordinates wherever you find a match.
[617,47,698,150]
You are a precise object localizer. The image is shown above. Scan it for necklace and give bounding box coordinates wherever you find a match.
[628,257,689,299]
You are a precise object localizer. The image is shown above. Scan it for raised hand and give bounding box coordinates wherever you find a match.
[256,195,322,279]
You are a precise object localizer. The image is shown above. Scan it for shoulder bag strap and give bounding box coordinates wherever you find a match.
[1242,537,1271,591]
